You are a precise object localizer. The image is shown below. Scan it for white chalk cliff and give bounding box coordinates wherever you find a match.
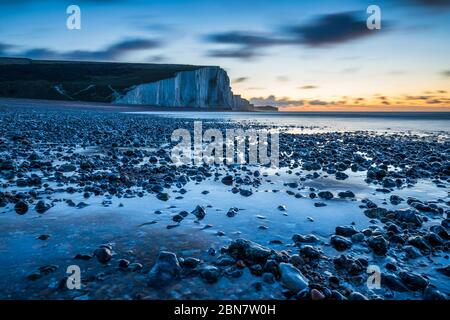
[113,66,253,110]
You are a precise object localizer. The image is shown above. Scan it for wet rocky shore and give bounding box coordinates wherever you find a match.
[0,103,449,300]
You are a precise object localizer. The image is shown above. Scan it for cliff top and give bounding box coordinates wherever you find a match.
[0,57,217,103]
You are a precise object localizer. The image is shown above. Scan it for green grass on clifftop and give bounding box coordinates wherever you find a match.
[0,57,205,103]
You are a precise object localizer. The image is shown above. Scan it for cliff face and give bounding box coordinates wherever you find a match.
[113,66,252,110]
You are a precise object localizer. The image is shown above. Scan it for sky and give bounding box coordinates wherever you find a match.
[0,0,449,111]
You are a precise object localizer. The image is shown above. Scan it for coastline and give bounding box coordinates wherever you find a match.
[0,99,448,300]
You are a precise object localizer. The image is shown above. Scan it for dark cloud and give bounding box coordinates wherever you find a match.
[0,42,15,55]
[406,0,450,8]
[441,70,450,77]
[299,85,318,89]
[206,48,258,60]
[205,31,285,47]
[249,95,304,107]
[146,54,167,63]
[232,77,248,83]
[405,95,431,100]
[427,99,443,104]
[285,11,378,47]
[204,11,389,60]
[2,38,162,61]
[308,99,329,106]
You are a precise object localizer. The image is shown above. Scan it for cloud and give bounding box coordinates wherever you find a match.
[232,77,249,83]
[0,42,15,55]
[284,11,380,47]
[1,38,162,61]
[276,76,290,82]
[204,31,285,60]
[405,0,450,8]
[441,70,450,77]
[206,48,259,60]
[246,87,265,90]
[298,85,318,89]
[145,54,167,63]
[249,95,304,107]
[204,11,389,60]
[308,99,329,106]
[205,31,285,47]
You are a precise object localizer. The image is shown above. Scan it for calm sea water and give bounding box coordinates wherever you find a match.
[130,112,450,134]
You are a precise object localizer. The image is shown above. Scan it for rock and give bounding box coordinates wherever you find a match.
[156,192,169,201]
[381,273,409,292]
[351,232,365,243]
[279,263,309,293]
[263,259,279,276]
[318,191,333,200]
[335,226,358,237]
[262,272,275,284]
[367,235,389,255]
[314,202,326,207]
[215,256,235,266]
[330,235,352,251]
[148,251,181,286]
[364,207,388,219]
[407,236,431,253]
[239,189,253,197]
[335,172,349,180]
[389,195,403,205]
[331,290,347,300]
[287,182,298,188]
[404,245,421,259]
[76,202,88,209]
[59,163,76,172]
[382,178,396,188]
[181,257,201,268]
[311,288,325,300]
[74,253,92,261]
[299,245,321,259]
[118,259,130,268]
[128,262,143,272]
[226,207,239,217]
[37,234,50,241]
[424,232,444,247]
[349,292,369,300]
[172,214,183,223]
[436,265,450,277]
[94,247,112,264]
[191,205,206,220]
[338,190,355,198]
[367,167,386,180]
[227,238,272,263]
[423,286,447,300]
[399,271,429,291]
[14,200,28,215]
[395,209,422,227]
[27,265,58,281]
[200,265,220,284]
[292,234,319,243]
[221,175,233,186]
[333,255,365,275]
[35,200,51,214]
